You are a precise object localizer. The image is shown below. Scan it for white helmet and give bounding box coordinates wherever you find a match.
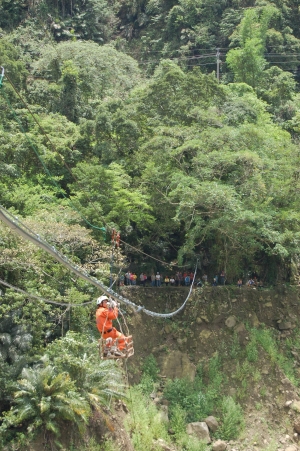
[97,295,109,305]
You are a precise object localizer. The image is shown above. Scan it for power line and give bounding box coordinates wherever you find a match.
[263,61,300,64]
[119,239,189,268]
[125,47,230,56]
[124,42,300,59]
[129,53,300,71]
[137,53,223,66]
[265,53,300,56]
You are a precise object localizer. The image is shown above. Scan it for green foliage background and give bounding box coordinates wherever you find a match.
[2,0,300,448]
[2,1,300,281]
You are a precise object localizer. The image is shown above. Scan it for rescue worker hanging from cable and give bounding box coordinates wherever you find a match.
[96,295,130,357]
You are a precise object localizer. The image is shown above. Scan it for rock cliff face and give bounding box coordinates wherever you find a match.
[119,285,300,449]
[30,286,300,451]
[29,285,300,450]
[126,285,299,381]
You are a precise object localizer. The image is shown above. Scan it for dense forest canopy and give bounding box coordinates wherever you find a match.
[1,10,300,280]
[2,0,300,447]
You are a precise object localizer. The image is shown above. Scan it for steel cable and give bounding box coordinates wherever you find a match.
[0,278,93,306]
[0,205,197,318]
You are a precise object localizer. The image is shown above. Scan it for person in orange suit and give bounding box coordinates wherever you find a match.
[96,295,128,353]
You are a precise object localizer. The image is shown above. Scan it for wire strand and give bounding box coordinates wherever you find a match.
[0,278,94,307]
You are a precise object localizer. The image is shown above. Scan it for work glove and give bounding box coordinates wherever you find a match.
[109,299,117,308]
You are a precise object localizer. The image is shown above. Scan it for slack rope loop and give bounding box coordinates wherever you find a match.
[0,278,94,307]
[0,205,197,318]
[119,238,190,268]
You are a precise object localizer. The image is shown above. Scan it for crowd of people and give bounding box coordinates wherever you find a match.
[244,276,264,288]
[118,271,197,287]
[117,270,228,287]
[117,270,264,288]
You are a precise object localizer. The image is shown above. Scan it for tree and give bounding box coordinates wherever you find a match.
[45,332,125,405]
[0,0,27,30]
[69,159,155,233]
[0,39,27,88]
[59,60,79,123]
[36,0,119,42]
[226,6,279,87]
[0,364,90,445]
[33,41,141,116]
[135,61,224,126]
[257,66,296,111]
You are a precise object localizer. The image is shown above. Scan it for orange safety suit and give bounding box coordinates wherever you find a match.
[96,305,127,350]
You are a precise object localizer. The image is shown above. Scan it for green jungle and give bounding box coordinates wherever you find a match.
[2,0,300,449]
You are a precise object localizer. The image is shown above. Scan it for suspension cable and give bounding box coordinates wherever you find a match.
[0,204,197,318]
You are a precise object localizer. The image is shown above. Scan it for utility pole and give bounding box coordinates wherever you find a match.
[216,48,220,82]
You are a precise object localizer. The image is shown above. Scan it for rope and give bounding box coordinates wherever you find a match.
[119,238,189,268]
[0,204,197,318]
[0,259,81,285]
[0,278,94,307]
[122,357,145,451]
[110,265,124,290]
[0,258,121,289]
[117,306,130,338]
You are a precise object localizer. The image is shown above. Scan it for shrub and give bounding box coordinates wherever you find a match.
[246,337,258,362]
[169,404,186,440]
[164,378,216,422]
[138,374,156,396]
[208,353,223,392]
[141,354,160,382]
[218,396,244,441]
[45,332,125,405]
[164,354,224,423]
[177,435,208,451]
[252,328,297,384]
[229,333,242,359]
[125,387,169,451]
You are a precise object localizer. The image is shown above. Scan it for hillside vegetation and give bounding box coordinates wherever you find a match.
[2,0,300,449]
